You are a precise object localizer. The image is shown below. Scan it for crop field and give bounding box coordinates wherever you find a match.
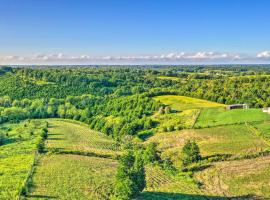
[195,108,270,128]
[153,95,225,111]
[194,156,270,198]
[46,119,120,157]
[137,166,208,200]
[26,119,118,200]
[27,154,117,200]
[0,121,46,199]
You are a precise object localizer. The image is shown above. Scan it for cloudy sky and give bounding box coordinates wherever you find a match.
[0,0,270,65]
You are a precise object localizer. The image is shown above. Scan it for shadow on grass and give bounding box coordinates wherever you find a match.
[47,137,63,140]
[48,133,62,136]
[25,194,57,199]
[136,192,263,200]
[1,137,17,146]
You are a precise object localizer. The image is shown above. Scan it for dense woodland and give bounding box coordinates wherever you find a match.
[1,65,270,139]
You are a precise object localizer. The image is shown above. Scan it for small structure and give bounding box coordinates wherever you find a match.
[262,107,270,114]
[226,104,249,110]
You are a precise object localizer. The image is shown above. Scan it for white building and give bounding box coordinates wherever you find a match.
[262,107,270,114]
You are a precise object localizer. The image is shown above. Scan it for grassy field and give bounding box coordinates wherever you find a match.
[157,76,180,81]
[0,120,46,199]
[153,95,225,111]
[26,119,118,200]
[252,121,270,142]
[46,119,120,157]
[195,107,270,128]
[147,124,270,168]
[27,154,117,200]
[194,156,270,198]
[152,109,200,131]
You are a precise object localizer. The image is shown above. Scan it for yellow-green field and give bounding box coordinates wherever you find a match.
[26,119,118,200]
[0,121,47,199]
[157,76,180,81]
[153,95,225,111]
[46,119,120,157]
[152,109,200,130]
[27,154,117,200]
[194,156,270,198]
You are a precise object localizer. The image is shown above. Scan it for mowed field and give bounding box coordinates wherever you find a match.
[46,119,120,157]
[26,119,119,200]
[194,156,270,197]
[196,107,270,128]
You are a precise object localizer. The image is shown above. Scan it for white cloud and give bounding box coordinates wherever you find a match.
[0,51,269,64]
[257,51,270,58]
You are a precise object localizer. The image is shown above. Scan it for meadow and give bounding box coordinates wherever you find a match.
[0,120,47,199]
[45,119,120,157]
[153,95,225,111]
[195,108,270,128]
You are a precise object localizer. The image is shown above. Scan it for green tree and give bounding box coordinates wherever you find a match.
[143,143,160,164]
[113,148,146,200]
[181,140,201,166]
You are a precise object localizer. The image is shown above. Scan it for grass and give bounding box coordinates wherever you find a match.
[251,121,270,142]
[157,76,180,81]
[195,107,270,128]
[194,156,270,198]
[26,119,118,200]
[27,154,117,200]
[0,120,47,199]
[152,109,200,130]
[153,95,225,111]
[46,119,120,157]
[146,124,269,168]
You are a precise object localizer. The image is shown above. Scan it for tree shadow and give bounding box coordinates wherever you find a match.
[137,192,263,200]
[1,137,17,146]
[25,194,58,199]
[47,137,63,140]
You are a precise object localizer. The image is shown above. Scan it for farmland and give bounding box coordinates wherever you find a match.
[26,119,118,200]
[1,66,270,199]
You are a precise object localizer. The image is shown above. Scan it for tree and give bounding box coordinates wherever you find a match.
[143,143,160,164]
[181,140,201,166]
[113,148,146,200]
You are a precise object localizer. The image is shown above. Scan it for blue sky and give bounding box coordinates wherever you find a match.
[0,0,270,64]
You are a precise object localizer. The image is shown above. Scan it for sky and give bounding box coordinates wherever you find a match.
[0,0,270,65]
